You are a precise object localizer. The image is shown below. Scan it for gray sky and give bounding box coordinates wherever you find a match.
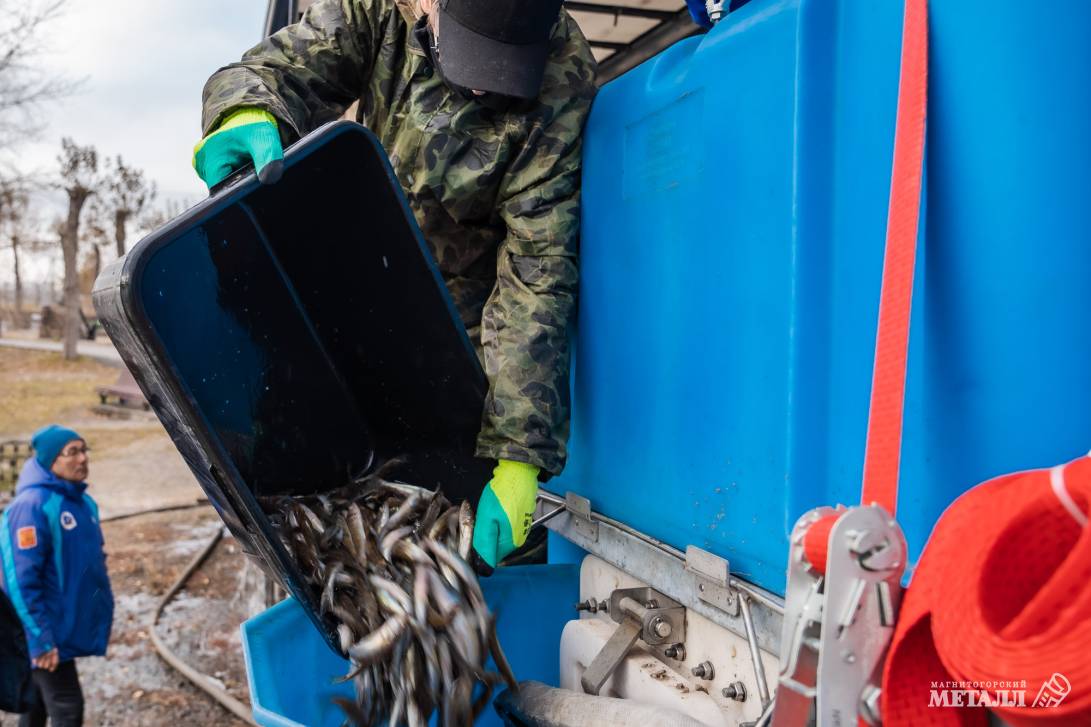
[20,0,269,203]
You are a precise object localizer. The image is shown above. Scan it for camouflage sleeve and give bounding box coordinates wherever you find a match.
[475,17,597,476]
[201,0,390,138]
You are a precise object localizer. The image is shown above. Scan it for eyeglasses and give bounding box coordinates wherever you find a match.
[57,446,91,458]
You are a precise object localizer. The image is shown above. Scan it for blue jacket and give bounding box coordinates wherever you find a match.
[0,459,113,661]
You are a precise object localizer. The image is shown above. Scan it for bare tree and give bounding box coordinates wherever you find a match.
[0,0,79,154]
[81,194,111,283]
[101,155,155,257]
[138,196,187,238]
[57,138,97,359]
[0,178,39,328]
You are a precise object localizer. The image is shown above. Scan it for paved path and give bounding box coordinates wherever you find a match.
[0,336,124,367]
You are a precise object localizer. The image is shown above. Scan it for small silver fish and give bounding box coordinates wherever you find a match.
[265,475,515,726]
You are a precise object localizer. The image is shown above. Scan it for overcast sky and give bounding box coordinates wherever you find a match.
[19,0,269,204]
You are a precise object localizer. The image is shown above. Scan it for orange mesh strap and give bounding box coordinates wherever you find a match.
[859,0,928,514]
[882,456,1091,725]
[802,0,927,574]
[801,514,838,575]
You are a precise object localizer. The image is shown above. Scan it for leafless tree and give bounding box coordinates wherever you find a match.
[101,155,155,258]
[0,0,79,155]
[80,194,111,282]
[0,178,42,328]
[56,138,98,359]
[138,196,187,238]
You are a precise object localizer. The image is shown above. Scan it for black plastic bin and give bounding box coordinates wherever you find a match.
[92,122,494,651]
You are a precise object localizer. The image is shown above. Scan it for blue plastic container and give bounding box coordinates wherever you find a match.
[241,564,579,726]
[555,0,1091,592]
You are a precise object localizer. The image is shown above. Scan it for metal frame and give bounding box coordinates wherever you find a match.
[594,7,704,83]
[262,0,297,39]
[536,488,784,656]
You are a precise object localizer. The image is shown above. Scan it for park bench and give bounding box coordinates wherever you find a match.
[96,368,149,410]
[0,440,31,506]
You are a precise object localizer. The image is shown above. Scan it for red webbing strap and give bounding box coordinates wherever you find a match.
[859,0,928,515]
[882,456,1091,725]
[801,0,927,578]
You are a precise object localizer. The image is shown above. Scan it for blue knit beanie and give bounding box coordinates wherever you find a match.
[31,424,83,469]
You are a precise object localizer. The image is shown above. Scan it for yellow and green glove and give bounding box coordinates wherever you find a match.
[472,459,539,570]
[192,107,284,190]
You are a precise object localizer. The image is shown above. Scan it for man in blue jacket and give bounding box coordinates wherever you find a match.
[0,425,113,727]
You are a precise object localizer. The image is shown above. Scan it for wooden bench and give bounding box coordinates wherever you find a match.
[96,369,149,410]
[0,440,31,501]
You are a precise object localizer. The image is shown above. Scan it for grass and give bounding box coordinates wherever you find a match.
[80,426,165,457]
[0,348,120,439]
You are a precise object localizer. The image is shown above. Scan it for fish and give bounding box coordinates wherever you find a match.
[264,474,516,726]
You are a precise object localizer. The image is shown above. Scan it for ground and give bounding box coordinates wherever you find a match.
[0,347,256,726]
[0,347,203,518]
[80,509,253,727]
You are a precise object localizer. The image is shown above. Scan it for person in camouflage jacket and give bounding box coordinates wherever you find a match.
[195,0,596,568]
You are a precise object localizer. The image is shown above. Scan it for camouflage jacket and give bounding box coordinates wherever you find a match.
[201,0,596,476]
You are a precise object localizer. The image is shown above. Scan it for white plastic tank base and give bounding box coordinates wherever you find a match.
[559,556,779,727]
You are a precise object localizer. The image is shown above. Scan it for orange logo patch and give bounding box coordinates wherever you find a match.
[16,526,37,550]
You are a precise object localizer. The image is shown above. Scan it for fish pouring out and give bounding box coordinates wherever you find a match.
[263,470,516,726]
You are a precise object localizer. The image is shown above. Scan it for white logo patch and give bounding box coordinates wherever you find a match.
[60,512,77,530]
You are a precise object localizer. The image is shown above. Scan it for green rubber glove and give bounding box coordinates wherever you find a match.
[192,107,284,189]
[473,459,540,569]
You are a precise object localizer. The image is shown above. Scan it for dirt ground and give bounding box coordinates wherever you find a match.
[0,347,258,726]
[0,348,206,518]
[77,509,253,727]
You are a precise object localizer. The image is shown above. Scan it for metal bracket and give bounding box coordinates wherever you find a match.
[771,505,907,727]
[685,545,739,616]
[535,488,784,655]
[565,491,599,542]
[607,587,686,646]
[580,587,686,695]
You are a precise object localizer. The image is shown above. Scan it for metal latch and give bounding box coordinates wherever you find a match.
[580,587,686,695]
[771,505,907,727]
[565,491,598,542]
[685,545,739,616]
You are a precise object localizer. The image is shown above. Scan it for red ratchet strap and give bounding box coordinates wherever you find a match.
[802,0,928,573]
[882,456,1091,725]
[859,0,928,515]
[797,1,1091,724]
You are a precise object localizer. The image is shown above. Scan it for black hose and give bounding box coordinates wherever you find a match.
[100,500,209,523]
[148,525,257,725]
[100,504,256,724]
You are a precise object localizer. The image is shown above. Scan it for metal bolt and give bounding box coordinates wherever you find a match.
[663,643,686,661]
[651,617,672,639]
[575,598,606,613]
[691,661,715,680]
[842,650,857,664]
[722,681,747,702]
[644,600,659,609]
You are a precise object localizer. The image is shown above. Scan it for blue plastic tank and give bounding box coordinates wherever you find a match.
[241,565,578,726]
[555,0,1091,592]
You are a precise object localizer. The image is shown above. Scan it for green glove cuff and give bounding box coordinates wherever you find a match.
[213,108,279,134]
[472,459,539,568]
[192,108,284,189]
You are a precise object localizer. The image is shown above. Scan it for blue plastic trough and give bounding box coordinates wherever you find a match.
[241,564,579,726]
